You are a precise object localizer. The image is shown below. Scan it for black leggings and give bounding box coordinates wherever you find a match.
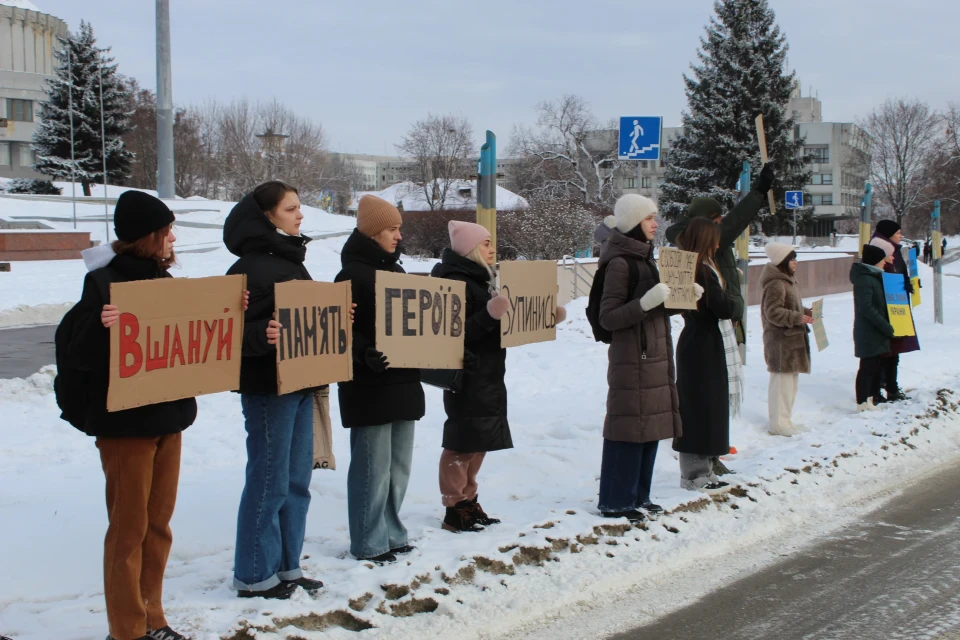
[882,354,900,394]
[856,356,885,405]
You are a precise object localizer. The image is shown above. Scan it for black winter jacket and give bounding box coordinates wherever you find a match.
[69,254,198,438]
[334,230,425,428]
[431,249,512,453]
[850,262,894,359]
[224,193,312,395]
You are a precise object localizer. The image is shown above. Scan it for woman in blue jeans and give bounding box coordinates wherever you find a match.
[335,195,425,564]
[223,181,323,600]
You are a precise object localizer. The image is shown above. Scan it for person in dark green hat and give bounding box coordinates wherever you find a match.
[664,162,776,344]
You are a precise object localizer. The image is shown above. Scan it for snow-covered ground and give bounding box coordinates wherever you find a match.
[1,227,958,639]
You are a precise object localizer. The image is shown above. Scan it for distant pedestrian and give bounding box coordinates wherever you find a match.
[923,240,932,265]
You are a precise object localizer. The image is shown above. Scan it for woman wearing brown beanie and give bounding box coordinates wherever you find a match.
[335,195,425,564]
[58,190,198,640]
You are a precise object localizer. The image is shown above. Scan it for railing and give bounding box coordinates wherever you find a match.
[561,255,595,300]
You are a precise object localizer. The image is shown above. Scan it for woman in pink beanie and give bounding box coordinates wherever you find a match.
[430,221,568,532]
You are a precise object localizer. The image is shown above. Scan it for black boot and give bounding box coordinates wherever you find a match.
[443,500,484,532]
[237,581,298,600]
[600,509,646,523]
[887,387,910,402]
[359,551,397,565]
[470,496,500,526]
[391,544,417,555]
[147,628,191,640]
[282,576,324,594]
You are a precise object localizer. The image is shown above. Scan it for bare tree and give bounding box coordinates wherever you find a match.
[508,95,624,207]
[498,195,598,260]
[395,114,475,211]
[859,99,940,226]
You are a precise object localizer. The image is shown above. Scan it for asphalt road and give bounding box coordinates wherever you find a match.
[0,325,56,379]
[616,464,960,640]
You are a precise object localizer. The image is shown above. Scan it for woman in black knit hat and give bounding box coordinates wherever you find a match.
[61,190,210,640]
[871,219,918,402]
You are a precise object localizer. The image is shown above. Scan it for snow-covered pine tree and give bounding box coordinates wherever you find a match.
[659,0,810,233]
[33,21,132,196]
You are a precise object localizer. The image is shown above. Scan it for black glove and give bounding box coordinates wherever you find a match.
[462,350,478,373]
[755,162,775,194]
[364,347,389,373]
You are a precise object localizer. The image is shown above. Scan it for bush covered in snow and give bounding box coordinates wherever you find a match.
[3,178,63,195]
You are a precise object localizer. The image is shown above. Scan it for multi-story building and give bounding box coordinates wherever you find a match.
[614,84,872,235]
[0,2,67,180]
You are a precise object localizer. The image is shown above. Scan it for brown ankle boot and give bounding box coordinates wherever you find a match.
[442,500,483,533]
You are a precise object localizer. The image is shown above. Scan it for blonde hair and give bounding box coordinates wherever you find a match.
[464,245,497,292]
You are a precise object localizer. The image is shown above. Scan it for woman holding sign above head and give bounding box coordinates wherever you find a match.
[223,181,325,600]
[594,195,688,523]
[55,191,199,640]
[673,217,742,495]
[335,195,425,564]
[759,242,813,437]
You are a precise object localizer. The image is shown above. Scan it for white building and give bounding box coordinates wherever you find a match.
[354,180,528,213]
[0,1,67,180]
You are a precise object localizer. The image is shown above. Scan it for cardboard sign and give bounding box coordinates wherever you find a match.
[882,272,916,338]
[811,298,828,352]
[376,271,466,369]
[312,387,336,470]
[108,275,245,412]
[274,280,353,395]
[499,260,559,348]
[659,247,699,310]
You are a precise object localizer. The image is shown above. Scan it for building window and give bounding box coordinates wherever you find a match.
[811,174,821,185]
[811,194,834,206]
[810,173,834,186]
[19,144,33,167]
[0,143,9,165]
[640,161,648,169]
[641,176,652,189]
[624,177,636,189]
[658,151,669,167]
[7,99,33,122]
[805,146,829,164]
[822,173,833,185]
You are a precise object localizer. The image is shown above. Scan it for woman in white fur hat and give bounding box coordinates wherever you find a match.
[759,242,813,436]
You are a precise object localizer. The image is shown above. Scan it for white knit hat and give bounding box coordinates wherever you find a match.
[611,194,658,234]
[869,236,895,258]
[764,242,794,266]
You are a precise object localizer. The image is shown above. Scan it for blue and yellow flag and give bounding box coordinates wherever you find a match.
[882,272,916,337]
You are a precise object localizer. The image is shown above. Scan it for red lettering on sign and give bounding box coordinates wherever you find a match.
[169,325,185,368]
[118,313,142,379]
[187,320,201,365]
[202,320,216,363]
[217,317,233,361]
[145,325,170,372]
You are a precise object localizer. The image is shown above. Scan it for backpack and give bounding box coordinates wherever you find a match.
[54,269,114,433]
[585,257,640,344]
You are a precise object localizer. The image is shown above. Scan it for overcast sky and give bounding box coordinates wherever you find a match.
[34,0,960,155]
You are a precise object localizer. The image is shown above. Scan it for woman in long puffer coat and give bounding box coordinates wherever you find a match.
[597,195,688,522]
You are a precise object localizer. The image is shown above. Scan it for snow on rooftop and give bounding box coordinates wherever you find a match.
[1,1,42,12]
[364,180,529,212]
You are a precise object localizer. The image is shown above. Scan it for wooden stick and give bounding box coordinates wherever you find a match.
[754,114,777,214]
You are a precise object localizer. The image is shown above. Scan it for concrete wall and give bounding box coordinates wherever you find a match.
[0,230,91,260]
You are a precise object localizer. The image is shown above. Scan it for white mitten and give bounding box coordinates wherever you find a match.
[693,283,704,301]
[487,295,510,320]
[639,283,671,312]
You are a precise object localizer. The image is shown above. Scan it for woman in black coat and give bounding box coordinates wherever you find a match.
[334,195,425,565]
[224,181,324,600]
[673,217,740,495]
[60,191,198,640]
[430,221,512,533]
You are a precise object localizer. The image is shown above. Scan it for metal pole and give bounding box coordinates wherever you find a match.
[477,130,497,261]
[792,208,797,246]
[858,182,873,256]
[736,160,751,364]
[67,45,77,229]
[98,62,110,242]
[155,0,175,199]
[932,200,943,325]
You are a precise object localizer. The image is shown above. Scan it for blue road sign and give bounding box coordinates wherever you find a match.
[785,191,803,209]
[618,116,663,161]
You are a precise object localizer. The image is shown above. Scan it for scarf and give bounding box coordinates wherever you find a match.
[708,263,743,419]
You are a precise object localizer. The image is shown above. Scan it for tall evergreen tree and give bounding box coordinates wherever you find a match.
[33,21,132,196]
[659,0,810,233]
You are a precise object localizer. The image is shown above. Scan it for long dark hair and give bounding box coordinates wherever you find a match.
[253,180,298,217]
[776,251,798,275]
[678,217,722,288]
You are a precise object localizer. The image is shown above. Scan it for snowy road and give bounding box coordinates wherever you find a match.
[616,462,960,640]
